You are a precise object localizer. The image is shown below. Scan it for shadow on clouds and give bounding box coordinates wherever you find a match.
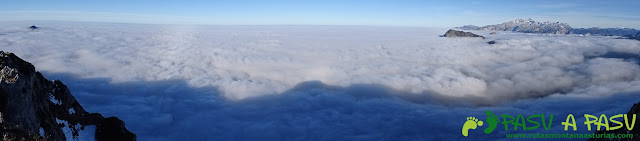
[40,71,640,141]
[41,72,460,140]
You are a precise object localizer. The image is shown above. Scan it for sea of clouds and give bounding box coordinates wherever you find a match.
[1,21,640,140]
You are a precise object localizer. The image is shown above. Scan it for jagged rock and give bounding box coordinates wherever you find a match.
[487,40,496,44]
[443,29,484,39]
[0,51,135,141]
[588,101,640,141]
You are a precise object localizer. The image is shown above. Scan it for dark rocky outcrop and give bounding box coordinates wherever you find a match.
[487,40,496,44]
[588,101,640,141]
[96,117,136,141]
[443,29,484,39]
[0,51,135,140]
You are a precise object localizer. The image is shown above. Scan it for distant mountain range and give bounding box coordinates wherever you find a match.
[458,19,640,40]
[459,19,572,34]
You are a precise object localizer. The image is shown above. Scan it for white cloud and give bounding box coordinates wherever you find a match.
[1,21,640,140]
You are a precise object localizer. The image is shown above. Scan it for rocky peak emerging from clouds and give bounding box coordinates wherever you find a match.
[0,51,135,140]
[459,18,572,34]
[443,29,484,38]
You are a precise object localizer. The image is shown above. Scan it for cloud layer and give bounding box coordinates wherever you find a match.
[1,21,640,140]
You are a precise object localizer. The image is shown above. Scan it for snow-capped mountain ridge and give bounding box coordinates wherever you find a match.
[459,18,572,34]
[459,19,640,40]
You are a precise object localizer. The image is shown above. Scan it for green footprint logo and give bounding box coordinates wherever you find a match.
[484,110,499,134]
[461,117,483,137]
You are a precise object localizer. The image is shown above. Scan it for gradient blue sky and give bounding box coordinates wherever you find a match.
[2,0,640,28]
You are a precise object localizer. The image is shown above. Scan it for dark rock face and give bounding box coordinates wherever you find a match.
[588,101,640,141]
[96,117,136,141]
[487,40,496,44]
[0,51,135,140]
[443,29,484,39]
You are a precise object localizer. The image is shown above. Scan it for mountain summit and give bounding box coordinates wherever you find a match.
[459,18,572,34]
[459,19,640,41]
[0,51,135,140]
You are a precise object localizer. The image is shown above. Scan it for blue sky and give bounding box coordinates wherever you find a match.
[2,0,640,28]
